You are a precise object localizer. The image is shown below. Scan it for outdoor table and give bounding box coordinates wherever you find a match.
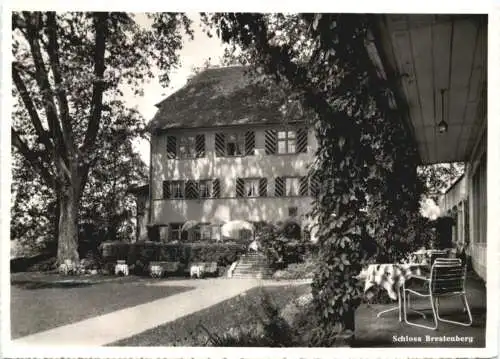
[406,248,457,265]
[356,263,427,322]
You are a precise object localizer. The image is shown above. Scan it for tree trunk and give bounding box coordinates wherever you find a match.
[57,184,80,266]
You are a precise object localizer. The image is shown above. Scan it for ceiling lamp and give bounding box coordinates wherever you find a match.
[437,89,448,134]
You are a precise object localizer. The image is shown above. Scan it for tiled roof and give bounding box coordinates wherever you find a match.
[148,66,305,131]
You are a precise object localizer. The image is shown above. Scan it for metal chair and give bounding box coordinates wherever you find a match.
[402,258,472,330]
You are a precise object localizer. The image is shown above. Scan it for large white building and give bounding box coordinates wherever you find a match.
[144,66,318,242]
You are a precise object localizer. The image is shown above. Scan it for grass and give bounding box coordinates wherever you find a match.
[11,273,194,339]
[111,284,311,346]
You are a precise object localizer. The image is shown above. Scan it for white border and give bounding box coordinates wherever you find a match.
[1,1,498,358]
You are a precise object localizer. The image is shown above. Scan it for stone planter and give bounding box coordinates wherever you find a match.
[115,260,129,276]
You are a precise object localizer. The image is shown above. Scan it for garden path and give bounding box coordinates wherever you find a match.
[11,278,310,347]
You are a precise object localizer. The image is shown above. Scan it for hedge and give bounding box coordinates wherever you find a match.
[100,241,247,274]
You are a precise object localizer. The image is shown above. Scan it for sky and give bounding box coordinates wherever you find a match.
[125,13,227,165]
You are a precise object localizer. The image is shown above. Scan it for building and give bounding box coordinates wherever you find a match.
[137,14,487,282]
[370,14,487,281]
[146,66,319,242]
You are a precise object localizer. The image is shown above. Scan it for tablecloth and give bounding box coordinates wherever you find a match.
[356,263,424,300]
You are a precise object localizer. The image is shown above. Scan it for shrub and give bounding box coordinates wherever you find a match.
[272,258,317,280]
[203,289,349,347]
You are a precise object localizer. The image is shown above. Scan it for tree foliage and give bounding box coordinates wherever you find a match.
[203,13,426,335]
[11,113,148,258]
[418,162,465,197]
[11,12,191,265]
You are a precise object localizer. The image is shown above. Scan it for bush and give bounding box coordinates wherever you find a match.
[257,222,319,268]
[203,289,350,347]
[272,258,317,280]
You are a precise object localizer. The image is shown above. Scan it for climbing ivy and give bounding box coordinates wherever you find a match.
[204,13,426,336]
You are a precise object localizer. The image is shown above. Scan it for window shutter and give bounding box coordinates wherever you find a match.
[163,181,171,199]
[195,134,205,158]
[215,133,225,157]
[236,178,244,197]
[297,129,308,153]
[213,179,221,198]
[309,175,320,196]
[166,136,177,159]
[299,177,309,196]
[259,178,267,197]
[245,131,255,156]
[185,180,199,199]
[275,177,284,197]
[265,130,277,154]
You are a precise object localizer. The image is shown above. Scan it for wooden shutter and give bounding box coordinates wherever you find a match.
[297,129,308,153]
[245,131,255,156]
[265,130,277,154]
[275,177,284,197]
[163,181,171,199]
[259,178,267,197]
[236,178,244,197]
[166,136,177,159]
[185,180,199,199]
[215,133,225,157]
[195,134,205,158]
[299,177,309,196]
[309,175,320,196]
[213,179,221,198]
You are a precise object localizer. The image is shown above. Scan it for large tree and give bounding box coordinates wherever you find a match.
[12,12,192,266]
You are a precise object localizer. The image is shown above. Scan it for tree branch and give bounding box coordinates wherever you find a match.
[46,12,74,151]
[12,64,54,153]
[23,12,68,166]
[11,128,56,189]
[79,12,108,172]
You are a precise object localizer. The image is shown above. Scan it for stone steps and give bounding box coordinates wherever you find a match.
[231,253,273,279]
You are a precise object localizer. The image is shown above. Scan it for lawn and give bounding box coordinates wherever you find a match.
[111,283,311,346]
[11,273,194,339]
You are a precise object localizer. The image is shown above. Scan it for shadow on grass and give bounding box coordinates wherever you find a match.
[11,279,97,290]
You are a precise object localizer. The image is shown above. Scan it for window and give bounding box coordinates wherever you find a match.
[215,132,255,157]
[168,223,183,241]
[244,179,260,197]
[278,130,296,154]
[164,179,220,200]
[166,135,205,159]
[197,224,221,241]
[472,153,487,243]
[285,177,300,196]
[236,178,267,197]
[163,180,185,199]
[178,136,197,158]
[265,128,308,155]
[199,180,213,198]
[275,176,308,197]
[170,181,185,199]
[288,206,298,217]
[226,133,245,156]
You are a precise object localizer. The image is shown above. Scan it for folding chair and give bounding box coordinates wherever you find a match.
[402,258,472,330]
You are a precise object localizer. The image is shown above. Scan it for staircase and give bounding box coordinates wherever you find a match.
[230,252,273,279]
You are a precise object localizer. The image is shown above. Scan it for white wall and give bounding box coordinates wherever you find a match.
[150,125,318,225]
[467,126,487,281]
[152,197,314,224]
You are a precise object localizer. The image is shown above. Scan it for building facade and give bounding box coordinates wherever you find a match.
[147,66,319,242]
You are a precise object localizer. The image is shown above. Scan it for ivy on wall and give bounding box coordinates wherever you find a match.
[204,13,427,337]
